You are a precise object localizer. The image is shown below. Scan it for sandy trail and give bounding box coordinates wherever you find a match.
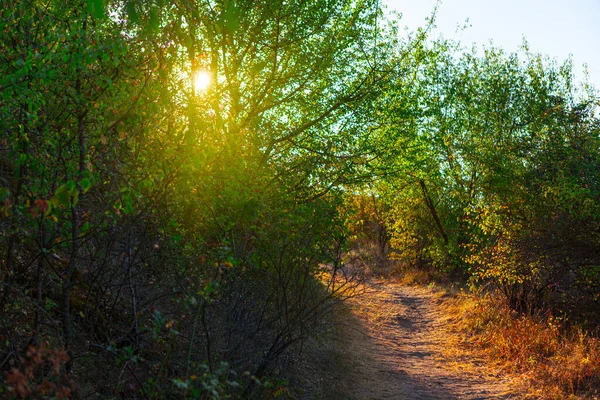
[308,280,523,399]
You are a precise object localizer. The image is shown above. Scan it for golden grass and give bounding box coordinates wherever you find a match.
[445,290,600,399]
[395,267,435,286]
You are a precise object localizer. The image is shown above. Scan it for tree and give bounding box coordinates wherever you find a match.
[0,0,404,396]
[375,39,600,320]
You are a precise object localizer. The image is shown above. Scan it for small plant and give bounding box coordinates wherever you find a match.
[172,362,241,399]
[3,344,75,399]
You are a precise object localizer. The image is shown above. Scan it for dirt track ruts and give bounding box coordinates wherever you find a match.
[316,280,524,399]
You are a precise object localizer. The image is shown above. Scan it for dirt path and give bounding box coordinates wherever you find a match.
[302,280,524,399]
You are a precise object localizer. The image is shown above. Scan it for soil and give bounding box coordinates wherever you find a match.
[295,280,524,399]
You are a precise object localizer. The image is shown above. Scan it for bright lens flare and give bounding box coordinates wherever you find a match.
[194,71,211,92]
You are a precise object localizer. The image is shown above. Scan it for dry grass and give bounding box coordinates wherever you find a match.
[292,265,600,399]
[301,279,523,399]
[445,289,600,399]
[394,265,436,285]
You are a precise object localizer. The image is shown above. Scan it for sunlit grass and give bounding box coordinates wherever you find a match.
[445,289,600,398]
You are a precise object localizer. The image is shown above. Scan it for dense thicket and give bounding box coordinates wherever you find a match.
[373,41,600,323]
[0,0,403,397]
[2,0,599,398]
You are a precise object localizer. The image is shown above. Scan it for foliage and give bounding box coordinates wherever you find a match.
[2,0,600,397]
[342,189,391,274]
[2,344,74,399]
[0,0,397,397]
[373,39,600,322]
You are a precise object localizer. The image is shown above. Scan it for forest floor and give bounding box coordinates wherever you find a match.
[295,279,527,399]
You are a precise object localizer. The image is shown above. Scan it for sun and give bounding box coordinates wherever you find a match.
[194,70,211,92]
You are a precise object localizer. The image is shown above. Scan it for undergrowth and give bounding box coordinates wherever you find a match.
[454,290,600,399]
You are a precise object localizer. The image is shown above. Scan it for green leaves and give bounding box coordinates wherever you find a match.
[50,179,88,208]
[125,0,140,24]
[119,187,134,215]
[0,187,10,203]
[375,39,600,276]
[222,1,240,33]
[52,184,71,207]
[80,179,92,194]
[86,0,105,19]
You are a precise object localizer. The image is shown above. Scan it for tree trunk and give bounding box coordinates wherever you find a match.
[419,179,449,247]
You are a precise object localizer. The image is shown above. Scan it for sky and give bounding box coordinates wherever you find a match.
[384,0,600,89]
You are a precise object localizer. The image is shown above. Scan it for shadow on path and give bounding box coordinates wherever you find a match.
[299,280,521,399]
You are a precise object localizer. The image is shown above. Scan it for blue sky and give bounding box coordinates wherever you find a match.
[384,0,600,89]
